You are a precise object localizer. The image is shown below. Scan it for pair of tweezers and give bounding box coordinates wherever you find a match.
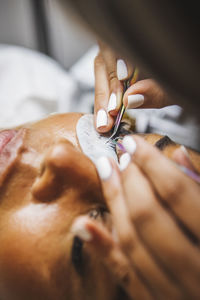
[107,68,138,142]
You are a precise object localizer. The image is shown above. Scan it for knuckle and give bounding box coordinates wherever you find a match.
[119,232,135,254]
[94,54,104,68]
[131,202,155,229]
[108,70,117,83]
[161,178,183,206]
[138,146,154,165]
[95,90,107,101]
[107,184,121,200]
[110,253,131,286]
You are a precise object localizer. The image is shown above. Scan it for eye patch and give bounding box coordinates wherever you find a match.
[76,114,135,164]
[76,114,118,163]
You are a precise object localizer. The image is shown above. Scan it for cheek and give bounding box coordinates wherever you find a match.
[0,204,72,299]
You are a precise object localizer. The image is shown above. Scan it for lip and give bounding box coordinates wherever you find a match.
[0,130,18,155]
[0,129,26,186]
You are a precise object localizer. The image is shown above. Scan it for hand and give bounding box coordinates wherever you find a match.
[94,41,171,134]
[72,137,200,299]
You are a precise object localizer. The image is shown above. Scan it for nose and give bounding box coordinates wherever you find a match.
[32,141,102,202]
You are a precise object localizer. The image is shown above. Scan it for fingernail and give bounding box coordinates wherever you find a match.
[180,145,190,158]
[127,94,144,109]
[71,216,92,241]
[96,109,108,128]
[122,136,137,155]
[107,93,117,112]
[119,152,131,171]
[95,156,112,180]
[117,59,128,80]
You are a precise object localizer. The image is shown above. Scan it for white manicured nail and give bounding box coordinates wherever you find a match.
[95,156,112,180]
[119,153,131,171]
[71,216,92,241]
[107,93,117,112]
[180,145,189,158]
[122,136,137,155]
[117,59,128,80]
[127,94,144,109]
[96,109,108,128]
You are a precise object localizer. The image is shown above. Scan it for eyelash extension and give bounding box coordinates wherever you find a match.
[107,122,133,151]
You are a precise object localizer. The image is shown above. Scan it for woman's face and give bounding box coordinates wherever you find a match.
[0,113,117,300]
[0,113,199,300]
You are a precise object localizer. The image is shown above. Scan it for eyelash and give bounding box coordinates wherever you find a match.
[71,207,107,274]
[108,122,133,150]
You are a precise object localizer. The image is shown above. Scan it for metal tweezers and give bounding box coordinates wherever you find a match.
[107,76,133,143]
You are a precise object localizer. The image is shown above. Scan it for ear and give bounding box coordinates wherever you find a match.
[31,141,99,202]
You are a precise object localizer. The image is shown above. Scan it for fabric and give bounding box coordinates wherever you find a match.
[0,45,76,128]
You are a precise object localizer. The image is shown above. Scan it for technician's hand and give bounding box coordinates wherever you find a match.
[72,137,200,299]
[94,41,170,133]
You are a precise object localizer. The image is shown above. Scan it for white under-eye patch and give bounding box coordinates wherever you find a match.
[76,114,118,163]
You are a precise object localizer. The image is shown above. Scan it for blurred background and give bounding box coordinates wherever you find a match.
[0,0,197,149]
[0,0,99,127]
[0,0,95,68]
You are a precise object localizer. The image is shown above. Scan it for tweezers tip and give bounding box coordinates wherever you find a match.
[106,132,116,144]
[105,137,113,144]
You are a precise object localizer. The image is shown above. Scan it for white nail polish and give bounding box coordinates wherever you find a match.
[180,145,189,158]
[127,94,144,109]
[117,59,128,80]
[119,153,131,171]
[107,93,117,112]
[122,136,137,155]
[95,156,112,180]
[71,217,92,241]
[96,109,108,128]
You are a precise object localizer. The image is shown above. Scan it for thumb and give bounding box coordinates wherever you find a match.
[123,79,170,109]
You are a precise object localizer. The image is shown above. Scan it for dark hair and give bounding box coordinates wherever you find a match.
[59,0,200,117]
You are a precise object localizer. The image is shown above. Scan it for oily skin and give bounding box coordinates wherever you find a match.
[0,113,116,300]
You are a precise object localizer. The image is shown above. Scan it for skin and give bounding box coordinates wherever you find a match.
[94,42,171,133]
[0,113,199,300]
[80,137,200,300]
[0,113,117,300]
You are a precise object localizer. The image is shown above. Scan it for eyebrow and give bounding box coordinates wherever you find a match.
[71,236,84,276]
[154,135,174,151]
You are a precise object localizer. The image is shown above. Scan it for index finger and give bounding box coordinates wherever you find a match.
[122,135,200,240]
[94,53,115,132]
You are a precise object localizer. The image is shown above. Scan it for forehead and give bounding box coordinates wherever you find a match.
[0,112,104,208]
[20,113,83,152]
